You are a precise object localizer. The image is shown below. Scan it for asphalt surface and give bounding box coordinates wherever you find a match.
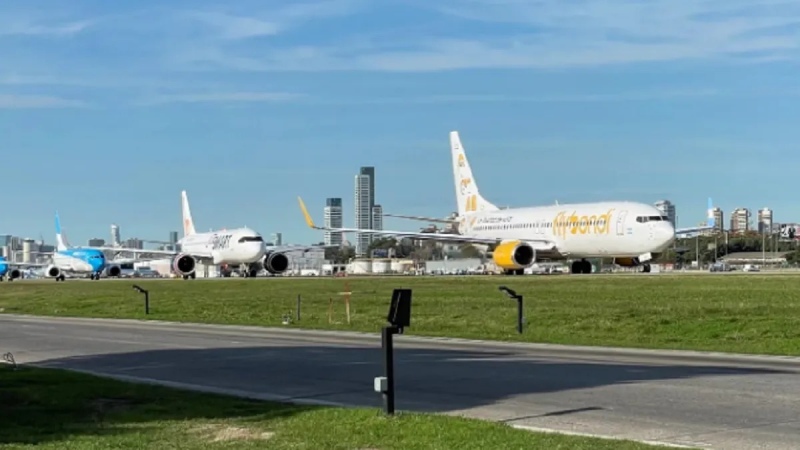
[2,314,799,449]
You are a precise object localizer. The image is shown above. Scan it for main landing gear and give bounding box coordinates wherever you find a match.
[571,259,593,274]
[182,273,197,280]
[90,272,102,280]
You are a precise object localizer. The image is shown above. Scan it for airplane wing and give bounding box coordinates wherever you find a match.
[382,213,459,224]
[1,261,48,267]
[266,244,337,254]
[94,247,179,256]
[297,197,557,249]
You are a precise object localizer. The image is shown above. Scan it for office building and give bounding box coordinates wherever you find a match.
[710,207,724,233]
[730,208,750,234]
[372,204,383,233]
[169,231,178,244]
[324,197,343,246]
[758,208,773,234]
[354,166,376,256]
[654,200,676,227]
[88,238,106,247]
[124,238,144,249]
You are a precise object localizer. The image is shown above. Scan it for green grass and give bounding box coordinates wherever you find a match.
[0,365,671,449]
[2,273,800,355]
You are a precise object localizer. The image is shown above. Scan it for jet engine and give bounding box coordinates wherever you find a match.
[106,264,121,277]
[171,253,196,276]
[8,269,21,280]
[46,265,62,278]
[491,240,536,273]
[264,252,289,274]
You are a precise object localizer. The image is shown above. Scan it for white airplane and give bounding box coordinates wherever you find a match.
[96,190,323,279]
[297,131,714,274]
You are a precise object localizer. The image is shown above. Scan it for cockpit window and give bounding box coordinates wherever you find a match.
[636,215,667,223]
[238,236,264,243]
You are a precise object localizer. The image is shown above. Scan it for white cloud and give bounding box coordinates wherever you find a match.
[136,91,305,105]
[0,94,87,109]
[176,0,800,71]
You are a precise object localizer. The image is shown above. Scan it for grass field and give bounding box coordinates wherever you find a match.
[0,365,671,449]
[2,273,800,355]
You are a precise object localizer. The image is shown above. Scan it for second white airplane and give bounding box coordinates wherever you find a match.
[298,131,713,274]
[99,191,322,279]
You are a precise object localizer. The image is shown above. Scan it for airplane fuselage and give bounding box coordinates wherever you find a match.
[177,227,266,265]
[459,201,675,259]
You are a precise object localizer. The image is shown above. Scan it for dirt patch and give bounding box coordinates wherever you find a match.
[193,424,274,442]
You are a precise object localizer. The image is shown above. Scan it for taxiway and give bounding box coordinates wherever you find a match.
[1,314,799,449]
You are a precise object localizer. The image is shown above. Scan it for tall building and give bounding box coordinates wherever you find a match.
[88,238,106,247]
[710,207,724,233]
[372,204,383,233]
[730,208,750,234]
[654,200,676,227]
[323,197,343,246]
[354,166,376,256]
[169,231,179,244]
[758,208,773,234]
[110,224,121,246]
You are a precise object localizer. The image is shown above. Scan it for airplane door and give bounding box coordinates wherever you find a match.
[615,211,628,236]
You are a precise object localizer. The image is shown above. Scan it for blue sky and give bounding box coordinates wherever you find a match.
[1,0,799,246]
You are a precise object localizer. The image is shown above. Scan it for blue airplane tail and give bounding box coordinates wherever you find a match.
[55,212,68,251]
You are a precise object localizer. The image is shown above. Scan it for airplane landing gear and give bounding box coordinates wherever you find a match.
[641,263,651,273]
[182,273,197,280]
[571,259,593,274]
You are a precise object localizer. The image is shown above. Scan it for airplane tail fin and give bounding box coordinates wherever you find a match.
[181,190,197,236]
[450,131,499,216]
[55,212,68,251]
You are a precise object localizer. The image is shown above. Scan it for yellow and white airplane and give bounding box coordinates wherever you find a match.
[297,131,712,274]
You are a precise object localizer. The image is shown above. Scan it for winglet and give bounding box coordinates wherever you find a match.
[297,197,317,229]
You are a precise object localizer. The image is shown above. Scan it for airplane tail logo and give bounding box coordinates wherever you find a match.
[450,131,498,215]
[54,212,68,251]
[181,190,197,236]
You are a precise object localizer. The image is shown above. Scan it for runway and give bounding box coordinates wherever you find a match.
[2,314,799,449]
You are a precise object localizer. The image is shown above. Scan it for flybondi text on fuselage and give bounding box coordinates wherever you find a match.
[552,209,614,239]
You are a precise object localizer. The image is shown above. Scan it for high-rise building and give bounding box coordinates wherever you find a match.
[757,208,773,234]
[169,231,178,244]
[372,204,383,233]
[710,207,724,233]
[730,208,750,234]
[88,238,106,247]
[354,166,376,256]
[324,197,343,246]
[654,200,676,227]
[111,224,121,246]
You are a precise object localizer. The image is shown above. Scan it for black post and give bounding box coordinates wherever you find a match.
[132,285,150,315]
[296,294,301,321]
[499,286,524,334]
[382,325,398,415]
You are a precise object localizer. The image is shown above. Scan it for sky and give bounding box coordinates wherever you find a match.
[1,0,799,247]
